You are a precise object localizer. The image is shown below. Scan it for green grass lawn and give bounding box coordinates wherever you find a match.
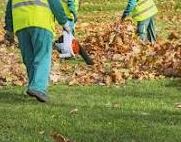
[0,79,181,142]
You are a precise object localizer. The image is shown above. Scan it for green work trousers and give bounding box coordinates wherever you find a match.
[16,27,53,94]
[137,16,156,43]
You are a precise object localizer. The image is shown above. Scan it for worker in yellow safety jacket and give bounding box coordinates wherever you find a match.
[54,0,80,59]
[4,0,72,102]
[121,0,158,43]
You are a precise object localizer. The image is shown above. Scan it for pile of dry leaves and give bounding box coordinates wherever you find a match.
[0,23,26,86]
[0,20,180,86]
[65,20,181,85]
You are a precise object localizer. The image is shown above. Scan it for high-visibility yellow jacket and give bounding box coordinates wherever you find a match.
[61,0,79,20]
[12,0,55,34]
[132,0,158,21]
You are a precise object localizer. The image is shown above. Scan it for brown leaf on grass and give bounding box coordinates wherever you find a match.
[51,133,67,142]
[39,131,45,135]
[175,103,181,109]
[112,102,121,109]
[69,108,78,114]
[51,132,74,142]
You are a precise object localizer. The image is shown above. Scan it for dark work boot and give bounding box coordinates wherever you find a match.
[26,90,48,103]
[26,90,34,97]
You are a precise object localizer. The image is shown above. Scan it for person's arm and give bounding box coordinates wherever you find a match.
[67,0,76,14]
[48,0,68,25]
[123,0,137,17]
[67,0,78,23]
[4,0,13,32]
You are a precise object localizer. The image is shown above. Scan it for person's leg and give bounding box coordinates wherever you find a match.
[28,28,53,95]
[137,18,150,42]
[147,17,157,43]
[16,29,34,85]
[70,20,75,35]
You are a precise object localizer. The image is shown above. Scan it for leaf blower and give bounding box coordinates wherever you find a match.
[54,35,94,65]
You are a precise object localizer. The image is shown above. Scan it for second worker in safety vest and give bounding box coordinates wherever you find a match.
[121,0,158,43]
[4,0,72,102]
[61,0,79,33]
[54,0,79,59]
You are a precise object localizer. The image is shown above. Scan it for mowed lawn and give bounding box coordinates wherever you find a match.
[0,0,181,142]
[0,80,181,142]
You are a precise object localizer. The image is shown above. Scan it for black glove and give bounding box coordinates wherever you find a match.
[4,31,14,44]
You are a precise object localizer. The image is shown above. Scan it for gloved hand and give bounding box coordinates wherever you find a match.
[4,31,14,44]
[63,21,72,33]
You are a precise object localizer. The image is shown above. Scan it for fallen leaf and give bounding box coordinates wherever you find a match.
[69,108,78,114]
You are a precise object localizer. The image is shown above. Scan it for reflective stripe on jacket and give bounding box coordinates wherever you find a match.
[132,0,158,21]
[12,0,55,34]
[61,0,79,20]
